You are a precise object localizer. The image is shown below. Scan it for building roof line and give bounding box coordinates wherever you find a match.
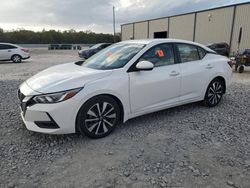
[121,1,250,26]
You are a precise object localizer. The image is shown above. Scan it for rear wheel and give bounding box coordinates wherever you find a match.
[11,55,22,63]
[77,95,120,138]
[204,79,224,107]
[239,66,244,73]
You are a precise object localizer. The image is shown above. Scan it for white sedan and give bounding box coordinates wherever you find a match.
[18,39,232,138]
[0,43,30,63]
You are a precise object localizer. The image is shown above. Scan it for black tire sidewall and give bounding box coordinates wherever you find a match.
[77,95,120,139]
[239,66,244,73]
[204,79,224,107]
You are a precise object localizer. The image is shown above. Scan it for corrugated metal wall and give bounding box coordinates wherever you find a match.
[231,4,250,52]
[134,21,148,39]
[148,18,168,38]
[169,14,195,41]
[195,7,234,45]
[121,3,250,53]
[121,24,133,41]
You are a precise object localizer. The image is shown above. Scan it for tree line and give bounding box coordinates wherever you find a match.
[0,28,120,44]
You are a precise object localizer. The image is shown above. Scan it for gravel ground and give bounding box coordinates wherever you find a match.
[0,49,250,188]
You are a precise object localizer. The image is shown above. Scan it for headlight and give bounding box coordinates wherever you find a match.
[32,88,82,104]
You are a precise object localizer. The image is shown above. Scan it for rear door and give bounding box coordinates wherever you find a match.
[0,44,9,60]
[0,44,16,60]
[176,43,211,101]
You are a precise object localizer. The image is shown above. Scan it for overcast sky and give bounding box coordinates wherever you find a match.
[0,0,248,33]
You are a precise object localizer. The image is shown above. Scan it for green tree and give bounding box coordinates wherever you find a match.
[0,29,121,44]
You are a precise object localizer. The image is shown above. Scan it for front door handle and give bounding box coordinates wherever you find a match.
[169,71,180,76]
[8,50,11,52]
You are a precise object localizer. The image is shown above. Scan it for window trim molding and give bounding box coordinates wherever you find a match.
[174,43,209,63]
[127,43,177,72]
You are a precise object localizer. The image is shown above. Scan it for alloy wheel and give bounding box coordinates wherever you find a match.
[12,55,21,63]
[207,81,223,105]
[85,102,117,136]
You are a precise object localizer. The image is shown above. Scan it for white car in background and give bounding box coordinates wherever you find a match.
[0,43,30,63]
[18,39,232,138]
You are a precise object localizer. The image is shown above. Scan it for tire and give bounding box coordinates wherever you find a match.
[77,95,120,139]
[204,79,224,107]
[239,66,244,73]
[11,55,22,63]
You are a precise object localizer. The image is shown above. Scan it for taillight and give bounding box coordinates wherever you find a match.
[21,48,29,53]
[227,60,234,68]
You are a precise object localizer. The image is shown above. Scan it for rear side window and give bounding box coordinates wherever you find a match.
[0,44,17,50]
[198,47,207,59]
[139,43,175,67]
[177,44,200,63]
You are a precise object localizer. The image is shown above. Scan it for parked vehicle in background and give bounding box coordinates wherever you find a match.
[60,44,72,50]
[234,49,250,73]
[48,44,60,50]
[48,44,81,50]
[207,42,230,57]
[18,39,232,138]
[78,43,112,59]
[0,43,30,63]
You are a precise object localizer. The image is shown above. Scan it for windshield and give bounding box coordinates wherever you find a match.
[83,43,145,70]
[90,43,103,49]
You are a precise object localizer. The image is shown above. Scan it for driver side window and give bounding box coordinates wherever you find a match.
[139,43,175,67]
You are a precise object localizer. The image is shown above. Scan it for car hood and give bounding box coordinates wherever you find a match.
[25,62,112,94]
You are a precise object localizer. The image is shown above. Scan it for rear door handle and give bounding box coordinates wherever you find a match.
[206,64,213,69]
[169,71,180,76]
[8,50,11,52]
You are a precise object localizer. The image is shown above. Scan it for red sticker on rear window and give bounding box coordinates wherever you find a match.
[157,50,164,57]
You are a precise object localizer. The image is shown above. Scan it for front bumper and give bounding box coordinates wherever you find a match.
[18,88,80,134]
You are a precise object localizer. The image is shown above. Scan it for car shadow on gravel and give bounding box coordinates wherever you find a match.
[0,60,31,65]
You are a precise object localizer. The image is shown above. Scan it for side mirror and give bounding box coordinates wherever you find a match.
[136,61,154,71]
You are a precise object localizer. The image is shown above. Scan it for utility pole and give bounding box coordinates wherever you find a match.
[113,6,116,43]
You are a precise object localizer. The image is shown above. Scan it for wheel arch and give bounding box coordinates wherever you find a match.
[204,76,226,100]
[75,93,125,133]
[11,54,22,59]
[212,76,226,94]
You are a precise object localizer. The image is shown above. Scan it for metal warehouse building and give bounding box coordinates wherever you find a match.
[121,2,250,53]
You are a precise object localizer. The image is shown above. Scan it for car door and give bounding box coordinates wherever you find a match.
[0,44,15,60]
[128,43,181,114]
[176,43,211,102]
[0,44,10,60]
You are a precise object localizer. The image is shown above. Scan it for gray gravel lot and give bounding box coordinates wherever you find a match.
[0,49,250,188]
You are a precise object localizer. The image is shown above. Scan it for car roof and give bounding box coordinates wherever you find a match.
[119,39,214,52]
[0,43,19,47]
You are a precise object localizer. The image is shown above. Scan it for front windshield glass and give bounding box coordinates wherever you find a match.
[90,43,103,49]
[83,43,145,70]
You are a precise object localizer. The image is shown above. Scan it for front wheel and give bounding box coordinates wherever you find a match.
[77,95,120,139]
[204,79,224,107]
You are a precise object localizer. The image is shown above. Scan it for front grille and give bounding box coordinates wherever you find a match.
[17,89,25,102]
[17,89,32,115]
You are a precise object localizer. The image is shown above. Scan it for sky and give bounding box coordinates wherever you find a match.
[0,0,248,33]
